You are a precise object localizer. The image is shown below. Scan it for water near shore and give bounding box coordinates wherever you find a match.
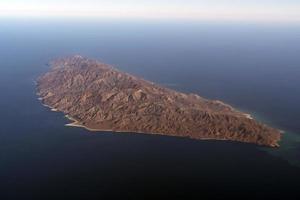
[0,19,300,199]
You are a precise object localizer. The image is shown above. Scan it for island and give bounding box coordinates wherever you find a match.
[37,55,281,147]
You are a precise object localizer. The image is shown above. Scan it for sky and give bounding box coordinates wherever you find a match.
[0,0,300,22]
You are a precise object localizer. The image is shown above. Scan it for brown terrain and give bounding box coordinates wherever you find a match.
[37,55,281,147]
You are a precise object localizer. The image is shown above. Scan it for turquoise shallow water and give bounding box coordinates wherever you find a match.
[0,19,300,199]
[266,131,300,166]
[237,109,300,166]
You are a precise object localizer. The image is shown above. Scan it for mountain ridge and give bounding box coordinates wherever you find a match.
[37,55,281,147]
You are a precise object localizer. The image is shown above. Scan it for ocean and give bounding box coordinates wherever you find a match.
[0,18,300,199]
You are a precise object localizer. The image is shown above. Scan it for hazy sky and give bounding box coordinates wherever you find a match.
[1,0,300,22]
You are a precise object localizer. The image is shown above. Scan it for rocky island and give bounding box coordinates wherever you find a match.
[37,55,281,147]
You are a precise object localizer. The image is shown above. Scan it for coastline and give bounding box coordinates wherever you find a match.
[38,97,59,112]
[37,91,298,164]
[62,108,279,147]
[64,115,103,132]
[37,94,280,147]
[38,97,103,131]
[64,114,240,142]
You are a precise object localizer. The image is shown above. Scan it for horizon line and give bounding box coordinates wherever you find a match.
[1,13,300,24]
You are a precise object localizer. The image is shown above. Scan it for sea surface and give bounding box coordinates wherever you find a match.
[0,18,300,199]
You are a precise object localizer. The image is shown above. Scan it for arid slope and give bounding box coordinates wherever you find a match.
[37,55,281,147]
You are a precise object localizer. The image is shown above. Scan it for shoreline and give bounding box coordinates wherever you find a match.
[64,115,244,142]
[64,115,103,132]
[63,111,279,147]
[38,97,59,112]
[37,96,280,147]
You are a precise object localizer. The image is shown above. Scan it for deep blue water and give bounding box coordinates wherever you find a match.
[0,19,300,199]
